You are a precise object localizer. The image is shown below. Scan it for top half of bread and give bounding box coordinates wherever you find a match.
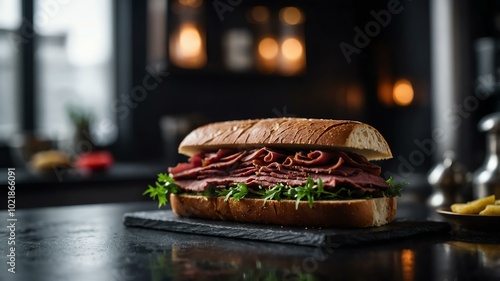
[178,118,392,161]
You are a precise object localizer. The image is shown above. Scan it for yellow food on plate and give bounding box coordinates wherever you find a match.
[31,150,72,171]
[450,195,495,214]
[479,205,500,216]
[496,200,500,205]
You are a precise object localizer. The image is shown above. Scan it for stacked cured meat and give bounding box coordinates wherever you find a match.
[169,147,389,193]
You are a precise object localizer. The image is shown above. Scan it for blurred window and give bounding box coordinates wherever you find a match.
[35,0,116,145]
[0,0,21,139]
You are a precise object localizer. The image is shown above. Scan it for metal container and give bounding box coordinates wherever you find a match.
[427,151,469,208]
[472,112,500,199]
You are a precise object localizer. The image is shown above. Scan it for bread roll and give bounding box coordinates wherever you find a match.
[179,118,392,161]
[170,194,397,228]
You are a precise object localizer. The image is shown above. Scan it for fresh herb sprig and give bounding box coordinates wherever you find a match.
[217,183,249,202]
[143,173,181,207]
[261,184,285,203]
[385,176,406,197]
[144,174,407,209]
[283,178,326,209]
[217,177,406,209]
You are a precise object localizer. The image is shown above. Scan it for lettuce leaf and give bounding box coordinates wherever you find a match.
[144,174,407,209]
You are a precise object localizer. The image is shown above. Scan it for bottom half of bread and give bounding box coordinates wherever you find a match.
[170,194,397,228]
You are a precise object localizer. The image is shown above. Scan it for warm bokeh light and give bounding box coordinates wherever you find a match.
[281,38,303,60]
[258,37,279,60]
[179,24,202,58]
[280,7,303,25]
[251,6,270,23]
[346,84,365,111]
[393,79,414,106]
[378,80,393,106]
[401,249,415,281]
[257,37,279,73]
[178,0,203,8]
[170,22,206,69]
[277,7,306,76]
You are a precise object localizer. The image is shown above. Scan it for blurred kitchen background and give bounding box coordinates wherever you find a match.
[1,0,500,208]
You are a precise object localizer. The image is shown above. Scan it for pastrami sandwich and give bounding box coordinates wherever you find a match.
[144,118,404,228]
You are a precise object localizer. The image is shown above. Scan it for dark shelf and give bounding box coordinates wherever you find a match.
[2,162,167,209]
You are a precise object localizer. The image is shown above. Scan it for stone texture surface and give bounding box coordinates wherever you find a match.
[123,210,451,246]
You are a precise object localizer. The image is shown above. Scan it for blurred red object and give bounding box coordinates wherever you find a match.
[76,151,113,170]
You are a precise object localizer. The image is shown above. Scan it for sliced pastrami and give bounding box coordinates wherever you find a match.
[170,147,388,192]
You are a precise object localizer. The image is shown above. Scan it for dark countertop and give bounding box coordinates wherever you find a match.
[1,201,499,281]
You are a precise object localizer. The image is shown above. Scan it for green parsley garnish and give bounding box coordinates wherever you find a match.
[261,184,285,203]
[144,174,407,209]
[216,183,249,202]
[143,173,181,207]
[385,176,406,197]
[289,178,320,209]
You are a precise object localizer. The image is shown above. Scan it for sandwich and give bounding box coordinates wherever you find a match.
[144,118,404,228]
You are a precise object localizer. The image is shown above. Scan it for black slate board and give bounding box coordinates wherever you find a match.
[123,210,450,247]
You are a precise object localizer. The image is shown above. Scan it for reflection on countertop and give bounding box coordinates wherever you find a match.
[0,201,498,281]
